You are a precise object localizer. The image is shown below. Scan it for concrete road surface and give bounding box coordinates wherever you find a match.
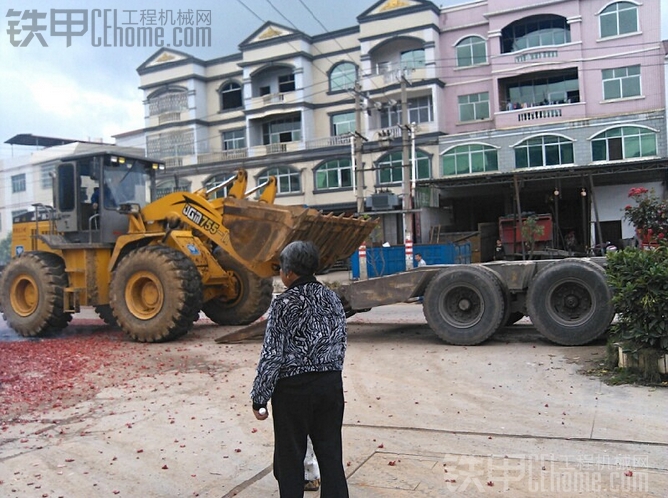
[1,293,667,497]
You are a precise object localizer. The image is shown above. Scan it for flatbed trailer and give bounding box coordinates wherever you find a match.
[337,257,614,346]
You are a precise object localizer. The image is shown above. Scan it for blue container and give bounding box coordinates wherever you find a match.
[350,243,471,279]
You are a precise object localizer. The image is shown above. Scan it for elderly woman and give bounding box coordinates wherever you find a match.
[251,241,349,497]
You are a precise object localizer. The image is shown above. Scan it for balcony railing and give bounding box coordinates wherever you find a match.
[248,91,299,110]
[197,134,354,164]
[158,112,182,125]
[494,102,586,128]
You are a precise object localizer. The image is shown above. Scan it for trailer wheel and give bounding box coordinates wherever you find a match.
[94,305,118,327]
[202,249,273,326]
[423,266,506,345]
[526,259,613,345]
[0,252,72,337]
[110,246,203,342]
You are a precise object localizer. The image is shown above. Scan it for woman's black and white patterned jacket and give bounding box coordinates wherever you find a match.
[251,275,347,409]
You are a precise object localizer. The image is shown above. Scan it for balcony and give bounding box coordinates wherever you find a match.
[363,65,428,92]
[197,135,353,165]
[494,102,586,129]
[247,91,300,111]
[492,43,583,75]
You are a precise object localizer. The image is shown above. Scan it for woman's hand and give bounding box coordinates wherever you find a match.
[253,407,269,420]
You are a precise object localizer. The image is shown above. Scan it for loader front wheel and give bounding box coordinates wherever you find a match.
[0,252,72,337]
[202,250,272,326]
[94,305,118,327]
[110,246,203,342]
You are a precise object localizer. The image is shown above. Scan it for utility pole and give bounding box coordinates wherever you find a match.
[354,81,365,214]
[400,72,413,269]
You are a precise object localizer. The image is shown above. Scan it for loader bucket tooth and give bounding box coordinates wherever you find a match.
[221,198,376,270]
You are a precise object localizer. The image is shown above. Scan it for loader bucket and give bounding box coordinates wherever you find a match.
[220,198,377,271]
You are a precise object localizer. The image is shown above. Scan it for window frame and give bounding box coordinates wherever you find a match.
[203,173,234,199]
[377,150,431,185]
[456,36,487,67]
[400,49,426,70]
[257,166,301,195]
[278,73,296,93]
[262,116,302,145]
[222,129,246,150]
[602,65,641,100]
[380,96,434,128]
[315,158,353,191]
[514,135,575,169]
[219,81,243,111]
[458,92,490,122]
[331,111,356,136]
[599,1,639,38]
[591,126,656,161]
[442,144,499,176]
[329,62,357,92]
[501,15,571,54]
[11,173,26,193]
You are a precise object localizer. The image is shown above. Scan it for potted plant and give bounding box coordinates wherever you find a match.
[606,188,668,381]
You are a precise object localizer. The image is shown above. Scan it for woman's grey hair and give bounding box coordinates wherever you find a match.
[279,241,320,277]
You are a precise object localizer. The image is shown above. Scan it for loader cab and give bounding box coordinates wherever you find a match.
[54,152,162,244]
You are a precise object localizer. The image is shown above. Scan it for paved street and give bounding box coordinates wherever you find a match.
[1,275,667,497]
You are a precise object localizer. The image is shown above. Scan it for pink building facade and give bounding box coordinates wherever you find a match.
[432,0,666,251]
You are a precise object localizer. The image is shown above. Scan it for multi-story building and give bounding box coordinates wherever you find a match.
[135,0,666,253]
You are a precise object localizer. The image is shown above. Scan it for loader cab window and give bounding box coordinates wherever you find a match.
[58,163,76,212]
[102,159,152,209]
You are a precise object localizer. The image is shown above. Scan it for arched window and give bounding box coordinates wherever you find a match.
[203,174,235,200]
[456,36,486,67]
[257,166,301,195]
[442,145,498,176]
[219,81,243,111]
[599,2,638,38]
[377,151,430,185]
[591,126,656,161]
[315,159,352,190]
[515,135,574,168]
[156,178,191,198]
[501,15,571,53]
[329,62,357,92]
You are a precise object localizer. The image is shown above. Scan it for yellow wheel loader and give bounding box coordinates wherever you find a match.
[0,151,375,342]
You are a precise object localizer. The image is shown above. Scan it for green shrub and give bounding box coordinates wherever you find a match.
[606,246,668,353]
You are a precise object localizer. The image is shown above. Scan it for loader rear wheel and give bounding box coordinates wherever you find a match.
[0,252,72,337]
[110,246,203,342]
[423,265,506,345]
[94,305,118,327]
[527,259,613,346]
[202,250,272,326]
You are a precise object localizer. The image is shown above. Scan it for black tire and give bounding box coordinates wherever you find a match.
[0,252,72,337]
[526,259,614,345]
[202,249,273,326]
[94,305,118,327]
[423,265,507,345]
[505,311,525,326]
[110,246,203,342]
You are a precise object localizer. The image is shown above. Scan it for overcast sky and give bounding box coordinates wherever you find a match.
[1,0,666,158]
